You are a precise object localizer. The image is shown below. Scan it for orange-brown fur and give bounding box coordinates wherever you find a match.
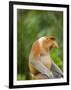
[29,36,58,79]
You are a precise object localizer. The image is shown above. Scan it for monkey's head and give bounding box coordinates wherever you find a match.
[39,36,59,51]
[32,36,59,56]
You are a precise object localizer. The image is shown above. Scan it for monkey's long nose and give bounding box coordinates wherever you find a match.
[53,42,59,48]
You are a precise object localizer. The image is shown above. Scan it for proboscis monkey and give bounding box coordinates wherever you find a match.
[29,36,63,79]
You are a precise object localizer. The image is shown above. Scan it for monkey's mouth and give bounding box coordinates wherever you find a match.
[50,44,59,49]
[49,46,53,50]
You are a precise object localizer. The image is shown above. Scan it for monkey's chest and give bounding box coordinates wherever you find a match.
[40,55,51,70]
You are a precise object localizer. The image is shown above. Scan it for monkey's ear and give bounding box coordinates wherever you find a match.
[32,41,41,57]
[45,36,56,40]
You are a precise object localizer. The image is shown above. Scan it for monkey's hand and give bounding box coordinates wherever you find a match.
[51,60,63,78]
[30,60,54,79]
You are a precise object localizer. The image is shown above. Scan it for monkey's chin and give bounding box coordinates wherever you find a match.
[49,46,52,50]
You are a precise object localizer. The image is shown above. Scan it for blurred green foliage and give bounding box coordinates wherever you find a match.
[17,9,63,80]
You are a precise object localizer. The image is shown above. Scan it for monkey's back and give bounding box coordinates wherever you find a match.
[29,52,39,75]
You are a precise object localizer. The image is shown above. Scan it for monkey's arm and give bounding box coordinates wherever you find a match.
[30,60,54,79]
[51,60,63,78]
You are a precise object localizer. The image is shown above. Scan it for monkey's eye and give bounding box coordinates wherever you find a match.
[45,36,56,40]
[50,37,56,40]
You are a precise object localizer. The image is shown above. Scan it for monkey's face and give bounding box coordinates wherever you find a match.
[42,37,59,50]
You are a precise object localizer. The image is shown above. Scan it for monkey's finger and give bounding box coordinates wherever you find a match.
[51,60,63,78]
